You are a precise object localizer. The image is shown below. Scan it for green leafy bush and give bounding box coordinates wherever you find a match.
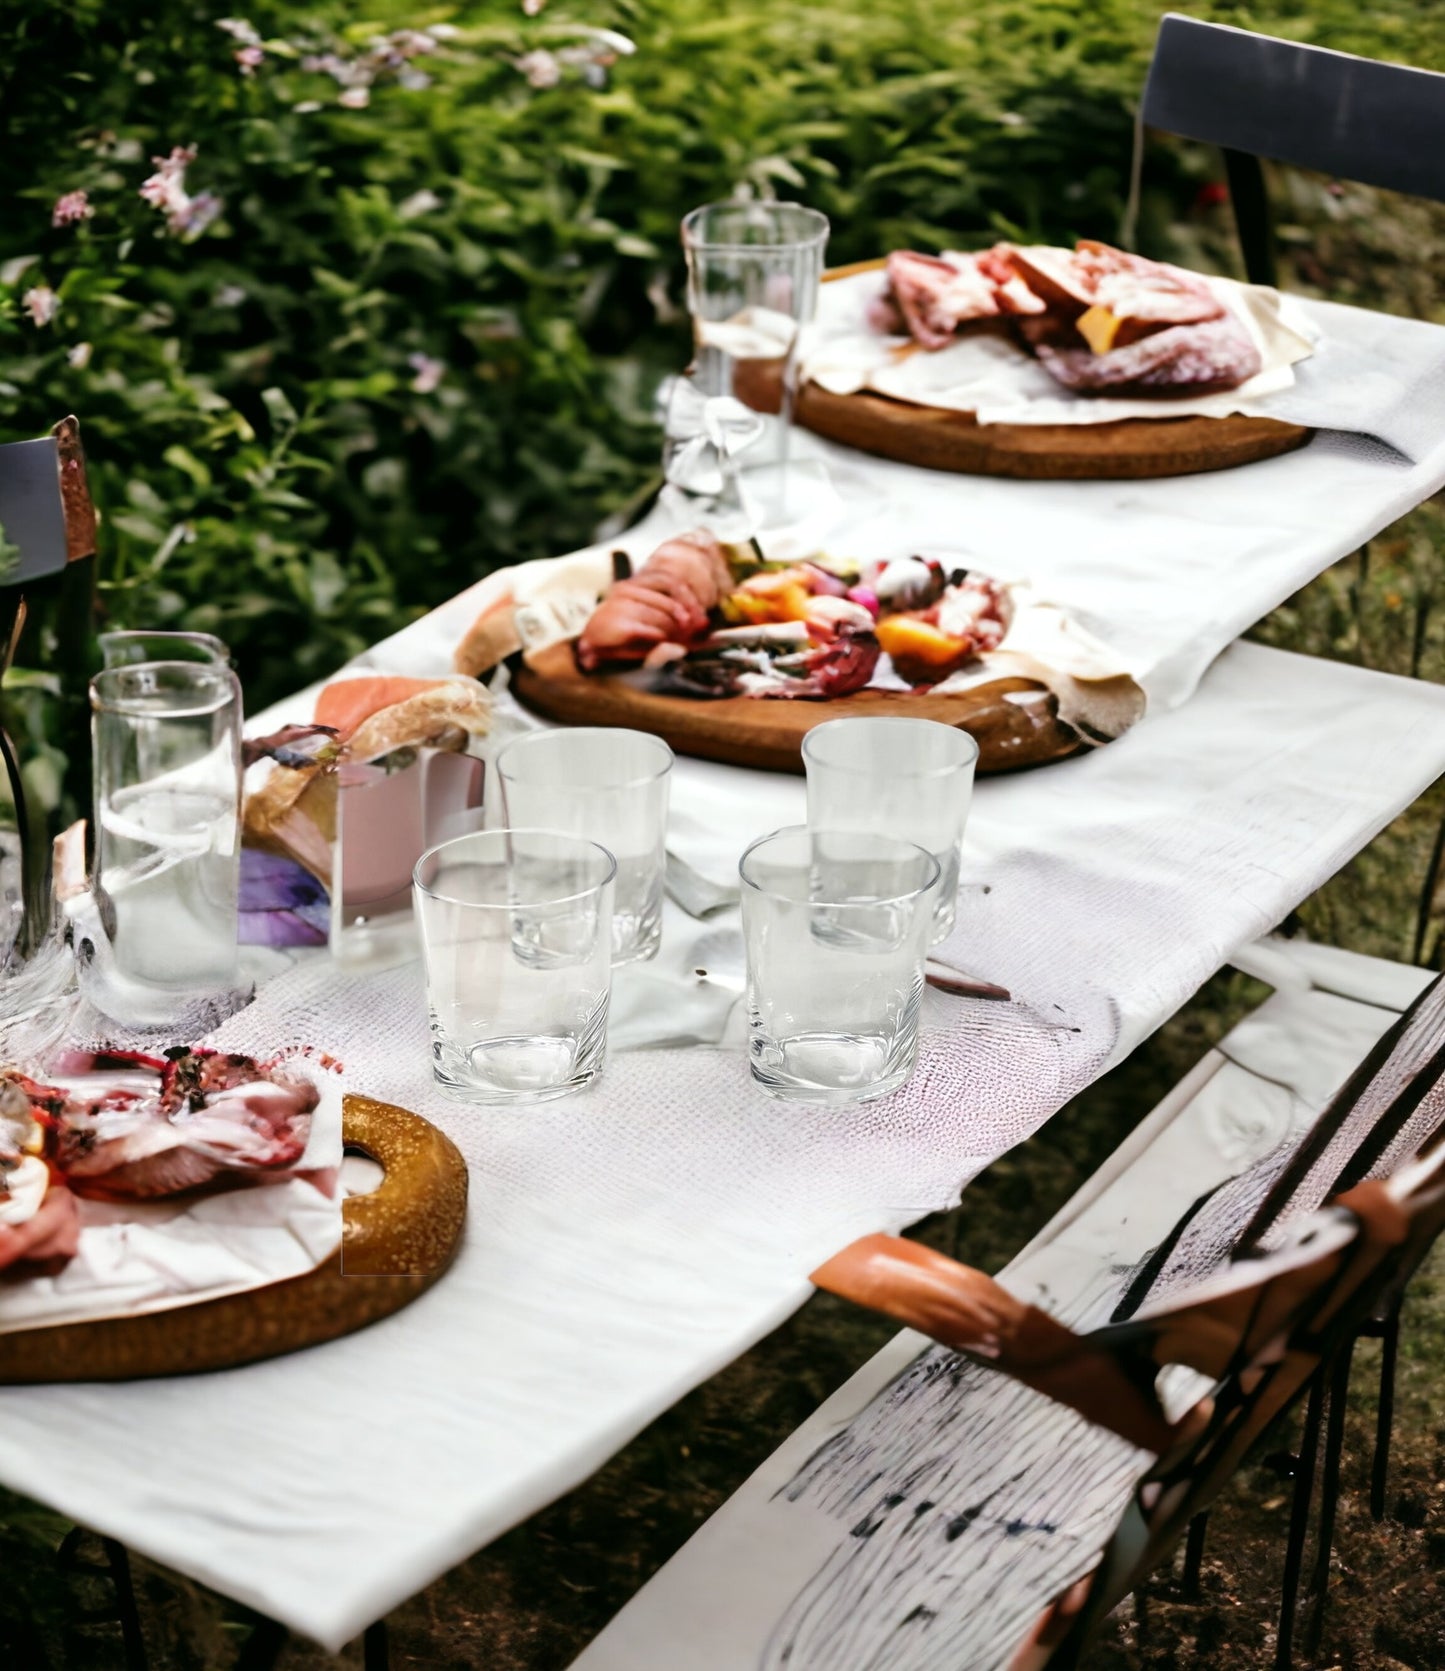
[0,0,1441,708]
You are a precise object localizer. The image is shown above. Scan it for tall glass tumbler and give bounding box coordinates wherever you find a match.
[680,200,829,484]
[739,826,939,1103]
[413,829,615,1105]
[803,717,979,942]
[99,629,230,668]
[495,728,671,965]
[90,661,244,1025]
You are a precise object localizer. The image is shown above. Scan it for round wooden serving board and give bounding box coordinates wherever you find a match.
[790,381,1310,479]
[733,258,1312,480]
[0,1095,468,1384]
[512,642,1081,775]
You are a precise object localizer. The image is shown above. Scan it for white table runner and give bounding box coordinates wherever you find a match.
[2,642,1443,1651]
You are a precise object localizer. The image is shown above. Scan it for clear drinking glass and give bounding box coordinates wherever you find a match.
[739,825,939,1104]
[99,629,231,668]
[89,661,244,1026]
[413,828,616,1105]
[495,728,672,965]
[802,717,979,942]
[679,200,829,501]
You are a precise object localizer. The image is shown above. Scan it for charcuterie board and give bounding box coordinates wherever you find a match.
[0,1095,468,1384]
[788,380,1311,480]
[512,642,1084,774]
[732,258,1312,480]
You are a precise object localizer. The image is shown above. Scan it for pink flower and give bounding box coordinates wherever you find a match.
[235,45,265,74]
[522,0,546,13]
[67,341,92,369]
[516,49,561,88]
[51,190,94,228]
[140,147,223,239]
[337,86,371,109]
[21,286,58,327]
[139,145,197,215]
[408,353,445,394]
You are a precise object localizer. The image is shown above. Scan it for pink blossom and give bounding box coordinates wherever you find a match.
[337,86,371,109]
[51,190,94,228]
[139,147,222,239]
[408,353,445,394]
[21,286,58,327]
[235,45,265,74]
[67,341,92,369]
[523,0,546,13]
[516,49,561,88]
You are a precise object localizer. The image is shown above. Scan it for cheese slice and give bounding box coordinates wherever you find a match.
[0,1156,49,1227]
[1077,304,1123,355]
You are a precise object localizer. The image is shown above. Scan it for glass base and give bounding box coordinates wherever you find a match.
[430,1017,607,1105]
[749,1029,918,1104]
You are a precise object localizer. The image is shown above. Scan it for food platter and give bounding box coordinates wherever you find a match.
[731,257,1312,480]
[512,641,1084,774]
[0,1095,468,1384]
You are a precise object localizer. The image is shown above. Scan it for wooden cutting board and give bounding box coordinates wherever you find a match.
[512,643,1082,775]
[731,259,1312,480]
[0,1095,468,1384]
[788,381,1310,479]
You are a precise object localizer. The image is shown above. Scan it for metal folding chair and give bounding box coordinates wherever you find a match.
[1137,14,1445,286]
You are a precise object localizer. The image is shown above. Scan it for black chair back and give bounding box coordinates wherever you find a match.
[1140,14,1445,283]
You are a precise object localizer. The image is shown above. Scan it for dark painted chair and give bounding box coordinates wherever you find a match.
[1139,14,1445,286]
[1012,1144,1445,1671]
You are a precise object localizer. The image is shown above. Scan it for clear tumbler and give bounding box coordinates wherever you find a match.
[681,200,829,476]
[89,661,244,1026]
[495,727,671,965]
[413,828,616,1105]
[802,717,979,941]
[99,630,231,668]
[739,825,939,1103]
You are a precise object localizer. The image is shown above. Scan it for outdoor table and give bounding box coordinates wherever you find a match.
[6,291,1445,1652]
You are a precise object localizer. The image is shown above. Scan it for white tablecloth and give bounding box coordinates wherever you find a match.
[2,641,1444,1651]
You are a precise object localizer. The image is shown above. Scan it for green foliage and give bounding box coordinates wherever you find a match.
[0,0,1441,710]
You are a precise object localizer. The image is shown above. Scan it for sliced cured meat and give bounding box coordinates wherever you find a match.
[313,676,446,741]
[884,251,1002,349]
[0,1179,79,1271]
[1034,311,1262,395]
[33,1049,319,1202]
[575,533,731,671]
[1003,244,1097,313]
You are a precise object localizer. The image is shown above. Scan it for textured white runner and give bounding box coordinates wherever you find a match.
[358,422,1445,720]
[1,642,1443,1651]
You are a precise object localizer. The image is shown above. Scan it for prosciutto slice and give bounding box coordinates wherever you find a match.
[1033,312,1262,394]
[870,237,1257,396]
[18,1049,318,1202]
[575,533,732,671]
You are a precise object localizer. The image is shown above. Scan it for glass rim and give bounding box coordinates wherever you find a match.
[98,627,230,659]
[738,824,941,907]
[681,200,830,254]
[494,726,674,791]
[90,660,240,719]
[801,716,981,779]
[412,826,618,911]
